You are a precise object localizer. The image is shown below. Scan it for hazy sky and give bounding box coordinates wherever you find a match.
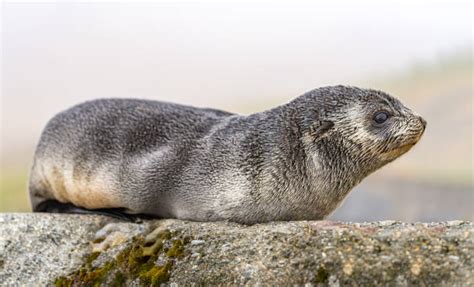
[1,1,472,157]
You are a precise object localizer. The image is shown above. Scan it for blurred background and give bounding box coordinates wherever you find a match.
[1,1,472,221]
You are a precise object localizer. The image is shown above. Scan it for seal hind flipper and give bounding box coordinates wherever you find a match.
[34,200,143,222]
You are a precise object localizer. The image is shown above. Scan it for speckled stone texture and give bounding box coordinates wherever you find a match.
[0,213,472,286]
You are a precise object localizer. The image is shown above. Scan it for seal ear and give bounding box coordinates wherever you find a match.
[311,120,334,141]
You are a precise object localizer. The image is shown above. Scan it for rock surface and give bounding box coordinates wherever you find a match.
[0,213,472,286]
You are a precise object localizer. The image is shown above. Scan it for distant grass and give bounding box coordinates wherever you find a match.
[0,168,31,212]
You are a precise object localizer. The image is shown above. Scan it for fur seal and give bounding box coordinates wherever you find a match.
[29,85,426,224]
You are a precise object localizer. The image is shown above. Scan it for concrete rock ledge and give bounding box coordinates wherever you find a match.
[0,214,472,286]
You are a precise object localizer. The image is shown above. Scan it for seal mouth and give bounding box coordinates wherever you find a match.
[390,124,425,154]
[394,142,417,153]
[380,139,419,161]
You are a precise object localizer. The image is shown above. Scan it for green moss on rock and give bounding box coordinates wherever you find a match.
[166,240,184,258]
[54,229,188,286]
[112,271,125,286]
[85,252,101,267]
[139,262,173,285]
[314,266,329,283]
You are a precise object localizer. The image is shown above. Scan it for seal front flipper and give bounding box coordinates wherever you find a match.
[34,199,140,222]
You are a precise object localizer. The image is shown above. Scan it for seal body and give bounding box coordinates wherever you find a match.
[29,86,426,224]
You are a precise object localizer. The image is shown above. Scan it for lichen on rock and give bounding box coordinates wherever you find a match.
[55,226,189,286]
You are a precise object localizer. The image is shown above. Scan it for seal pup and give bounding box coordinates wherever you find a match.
[29,86,426,224]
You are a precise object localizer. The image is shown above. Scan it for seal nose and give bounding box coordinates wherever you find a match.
[418,116,427,130]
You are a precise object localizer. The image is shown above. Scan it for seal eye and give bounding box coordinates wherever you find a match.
[373,111,390,125]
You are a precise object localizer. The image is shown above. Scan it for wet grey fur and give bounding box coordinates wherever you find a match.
[29,85,426,224]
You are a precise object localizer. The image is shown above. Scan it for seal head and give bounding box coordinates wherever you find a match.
[293,86,426,211]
